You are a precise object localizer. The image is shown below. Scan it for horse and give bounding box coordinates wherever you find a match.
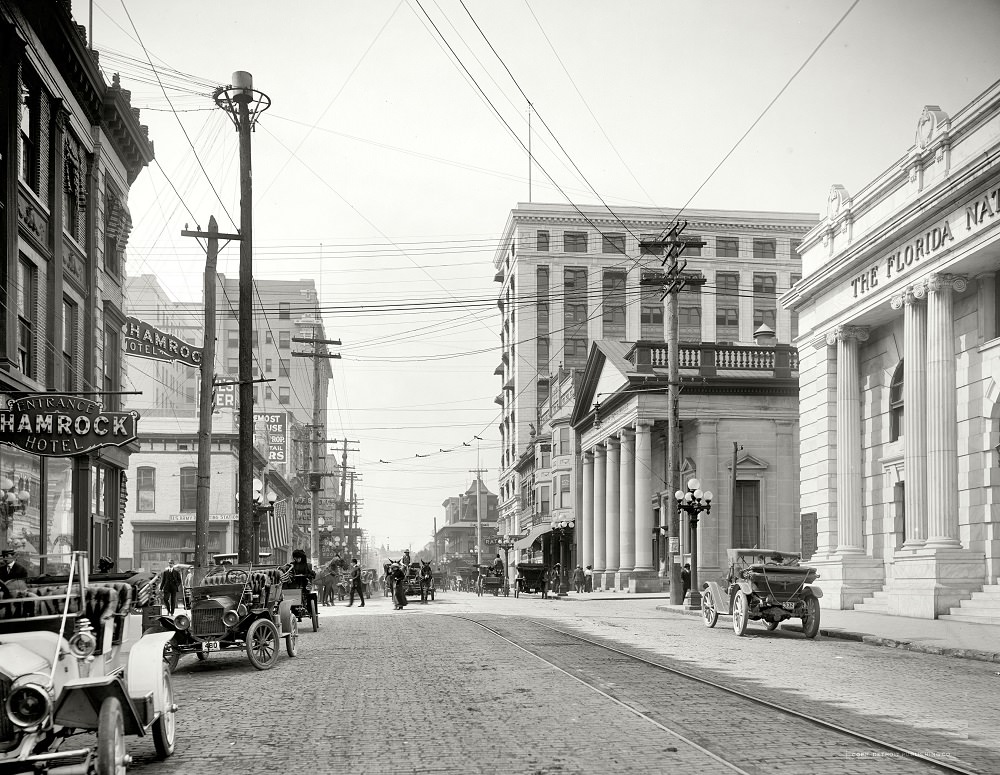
[419,560,433,603]
[315,564,339,606]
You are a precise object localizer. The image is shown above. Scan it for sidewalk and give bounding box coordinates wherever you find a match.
[559,591,1000,663]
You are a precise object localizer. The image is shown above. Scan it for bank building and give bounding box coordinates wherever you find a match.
[785,78,1000,620]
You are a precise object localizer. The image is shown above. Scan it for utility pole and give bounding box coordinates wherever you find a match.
[292,326,341,563]
[470,465,487,566]
[213,72,270,563]
[640,224,705,605]
[183,218,242,568]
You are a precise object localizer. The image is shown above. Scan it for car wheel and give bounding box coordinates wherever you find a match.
[701,591,719,628]
[310,598,319,632]
[763,620,779,631]
[286,615,299,657]
[96,696,126,775]
[802,596,821,639]
[245,618,280,670]
[152,666,176,758]
[732,591,749,636]
[162,637,180,673]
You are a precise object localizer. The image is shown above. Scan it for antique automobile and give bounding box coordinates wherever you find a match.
[514,562,548,598]
[701,548,822,638]
[0,551,177,774]
[153,563,297,671]
[278,572,319,632]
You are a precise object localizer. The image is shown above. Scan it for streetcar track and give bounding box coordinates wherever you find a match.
[450,614,983,775]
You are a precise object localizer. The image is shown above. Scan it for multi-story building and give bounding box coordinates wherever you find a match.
[436,480,498,565]
[0,1,153,570]
[785,79,1000,620]
[494,204,818,590]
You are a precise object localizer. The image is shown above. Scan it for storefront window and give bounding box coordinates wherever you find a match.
[1,449,41,574]
[46,458,74,572]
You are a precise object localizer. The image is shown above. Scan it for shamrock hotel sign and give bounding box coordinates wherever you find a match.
[0,394,139,456]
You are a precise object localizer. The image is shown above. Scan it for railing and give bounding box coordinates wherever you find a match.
[629,341,798,379]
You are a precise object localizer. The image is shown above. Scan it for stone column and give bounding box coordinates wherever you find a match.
[618,428,636,585]
[592,444,607,574]
[581,451,594,571]
[605,437,621,576]
[633,421,654,572]
[891,285,927,547]
[925,274,966,549]
[829,325,869,554]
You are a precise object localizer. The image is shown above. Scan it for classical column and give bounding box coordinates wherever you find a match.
[581,451,595,571]
[829,325,869,554]
[593,444,607,574]
[618,428,636,574]
[633,421,654,571]
[892,285,927,548]
[925,274,966,549]
[605,437,621,574]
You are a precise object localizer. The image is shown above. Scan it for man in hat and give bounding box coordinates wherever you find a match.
[159,559,183,615]
[0,550,29,616]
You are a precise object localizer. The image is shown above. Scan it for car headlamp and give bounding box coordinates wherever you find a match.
[6,681,51,729]
[222,609,240,627]
[173,613,191,631]
[237,604,248,618]
[68,630,98,658]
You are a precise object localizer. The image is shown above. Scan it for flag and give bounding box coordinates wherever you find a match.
[268,499,290,549]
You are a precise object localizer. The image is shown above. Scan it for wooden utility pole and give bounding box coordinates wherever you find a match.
[470,465,487,566]
[183,217,241,568]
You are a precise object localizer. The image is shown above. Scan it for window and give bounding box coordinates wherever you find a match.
[716,238,739,258]
[602,233,626,254]
[266,332,273,345]
[265,358,273,373]
[537,338,550,370]
[733,480,760,548]
[227,330,239,347]
[537,230,550,251]
[63,298,77,391]
[279,386,290,405]
[557,427,571,456]
[103,325,121,410]
[640,234,663,256]
[682,235,702,257]
[564,231,588,253]
[715,272,739,341]
[279,302,291,320]
[266,387,273,399]
[179,467,197,512]
[753,239,776,259]
[602,271,626,340]
[539,485,550,516]
[640,275,664,340]
[19,79,38,190]
[889,361,904,442]
[559,474,571,508]
[753,273,777,330]
[280,359,290,377]
[16,258,36,378]
[227,357,239,374]
[678,284,702,342]
[279,330,291,349]
[137,467,156,512]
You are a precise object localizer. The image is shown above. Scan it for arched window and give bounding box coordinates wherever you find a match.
[889,361,904,442]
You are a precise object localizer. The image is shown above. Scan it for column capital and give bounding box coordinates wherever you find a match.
[890,282,928,309]
[606,436,621,450]
[826,325,869,346]
[582,450,594,464]
[635,419,655,430]
[617,427,634,441]
[927,273,967,294]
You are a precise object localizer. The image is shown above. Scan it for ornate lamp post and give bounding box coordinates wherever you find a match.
[251,478,277,562]
[496,534,515,596]
[551,520,575,596]
[674,478,713,610]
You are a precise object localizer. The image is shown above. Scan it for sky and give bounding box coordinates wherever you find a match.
[88,0,1000,552]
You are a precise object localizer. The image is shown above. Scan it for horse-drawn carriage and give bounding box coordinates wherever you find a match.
[402,561,435,602]
[515,562,548,598]
[477,565,505,597]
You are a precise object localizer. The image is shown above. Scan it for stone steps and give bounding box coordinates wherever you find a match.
[940,582,1000,623]
[853,590,889,614]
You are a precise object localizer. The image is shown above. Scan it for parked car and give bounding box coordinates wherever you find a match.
[0,551,177,773]
[701,549,823,638]
[151,563,297,671]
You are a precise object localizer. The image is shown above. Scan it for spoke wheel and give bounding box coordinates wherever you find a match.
[286,615,299,657]
[245,618,280,670]
[732,591,749,637]
[162,637,180,673]
[152,666,176,758]
[96,696,126,775]
[702,591,719,628]
[310,598,319,632]
[802,596,821,639]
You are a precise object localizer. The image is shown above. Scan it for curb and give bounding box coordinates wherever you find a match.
[653,605,1000,664]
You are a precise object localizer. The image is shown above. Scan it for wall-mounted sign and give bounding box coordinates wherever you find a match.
[168,513,237,522]
[668,537,680,554]
[252,412,287,463]
[0,394,139,457]
[122,316,202,367]
[215,383,238,410]
[486,535,526,545]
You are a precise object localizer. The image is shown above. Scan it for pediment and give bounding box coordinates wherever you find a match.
[727,453,769,472]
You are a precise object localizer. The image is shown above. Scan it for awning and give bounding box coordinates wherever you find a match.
[513,523,551,552]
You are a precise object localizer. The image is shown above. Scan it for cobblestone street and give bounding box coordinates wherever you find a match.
[115,591,999,775]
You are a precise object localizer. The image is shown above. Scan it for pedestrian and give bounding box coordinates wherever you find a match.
[492,552,504,576]
[573,565,585,593]
[681,563,691,600]
[348,558,365,607]
[159,559,183,615]
[583,564,593,593]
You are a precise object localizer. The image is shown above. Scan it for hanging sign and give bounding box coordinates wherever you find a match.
[0,394,139,456]
[122,316,202,367]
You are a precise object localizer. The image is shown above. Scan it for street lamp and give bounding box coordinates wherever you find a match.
[551,520,575,596]
[495,534,516,596]
[0,477,30,532]
[674,478,713,610]
[252,478,277,562]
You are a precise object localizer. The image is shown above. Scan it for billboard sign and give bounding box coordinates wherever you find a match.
[0,394,139,457]
[122,316,202,367]
[253,412,287,463]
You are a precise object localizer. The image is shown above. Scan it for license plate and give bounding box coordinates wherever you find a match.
[782,602,795,611]
[203,641,221,651]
